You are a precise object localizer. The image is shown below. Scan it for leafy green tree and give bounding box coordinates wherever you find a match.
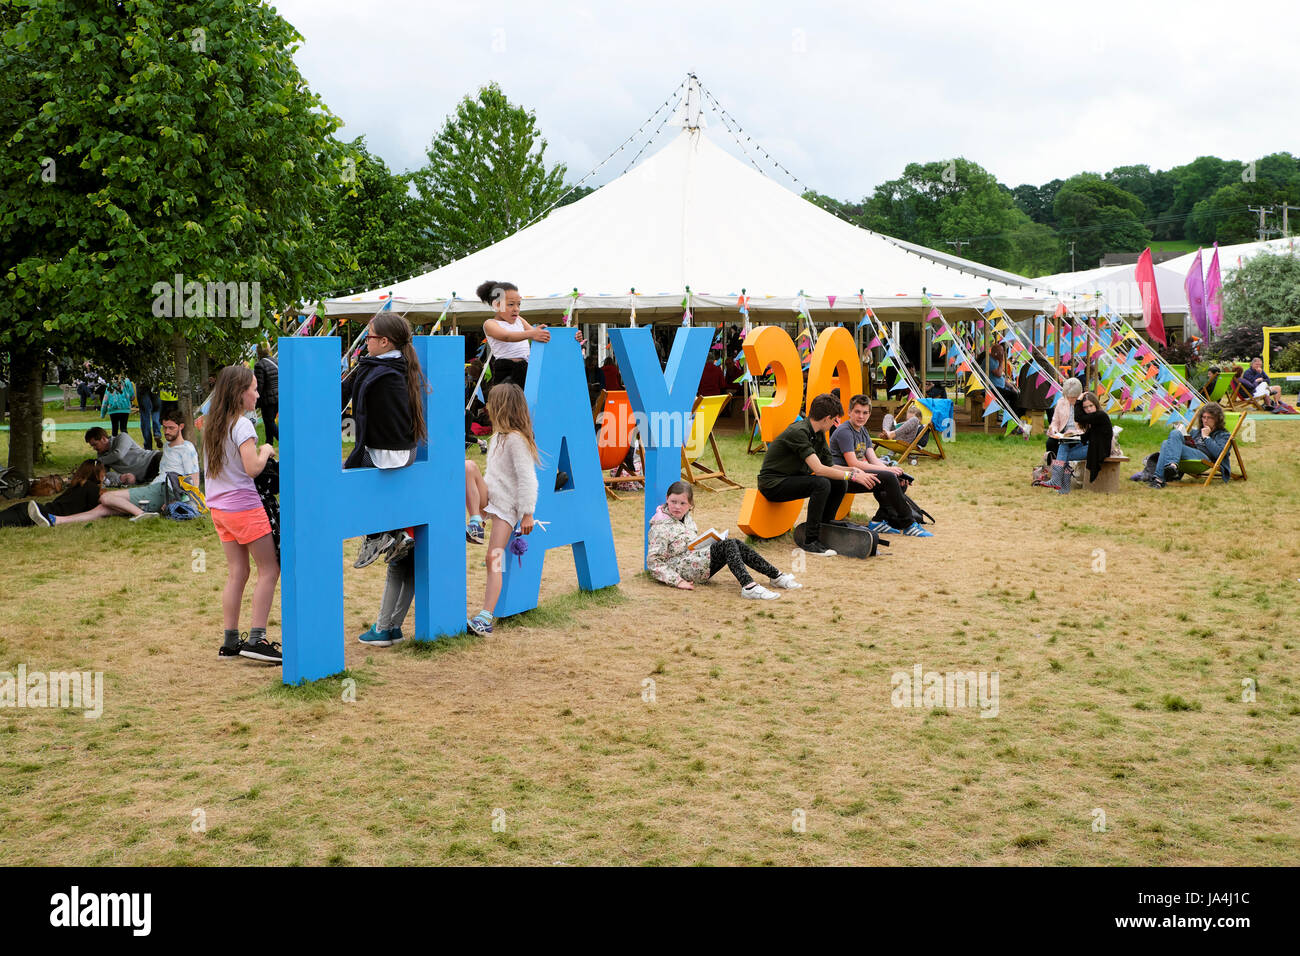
[1052,175,1151,270]
[802,189,866,224]
[555,184,596,208]
[1165,156,1237,239]
[1007,221,1062,277]
[324,137,432,294]
[411,82,567,266]
[1219,250,1300,330]
[1011,179,1063,228]
[862,158,1035,272]
[1186,153,1300,244]
[1105,165,1176,238]
[2,0,350,472]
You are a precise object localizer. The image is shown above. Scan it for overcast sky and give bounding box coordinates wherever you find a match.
[274,0,1298,200]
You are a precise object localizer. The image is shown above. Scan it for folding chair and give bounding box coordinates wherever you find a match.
[682,394,741,491]
[1175,411,1248,488]
[594,390,645,500]
[1204,370,1234,403]
[874,398,947,462]
[1224,372,1267,412]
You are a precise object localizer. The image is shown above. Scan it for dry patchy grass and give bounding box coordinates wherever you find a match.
[1,412,1298,865]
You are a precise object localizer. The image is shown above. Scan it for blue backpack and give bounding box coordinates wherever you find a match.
[163,500,201,521]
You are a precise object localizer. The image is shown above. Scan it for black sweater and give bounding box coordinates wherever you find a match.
[1074,407,1114,482]
[341,356,417,469]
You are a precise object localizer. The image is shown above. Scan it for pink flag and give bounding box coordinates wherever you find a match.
[1205,243,1224,332]
[1184,248,1207,338]
[826,295,837,310]
[1135,248,1166,346]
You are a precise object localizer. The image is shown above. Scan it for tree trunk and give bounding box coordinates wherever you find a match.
[199,350,209,402]
[173,330,194,444]
[29,362,44,465]
[5,344,38,478]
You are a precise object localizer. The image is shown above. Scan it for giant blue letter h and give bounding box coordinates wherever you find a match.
[279,335,466,684]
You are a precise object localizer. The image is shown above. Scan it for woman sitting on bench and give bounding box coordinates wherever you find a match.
[1073,391,1115,489]
[1045,377,1087,494]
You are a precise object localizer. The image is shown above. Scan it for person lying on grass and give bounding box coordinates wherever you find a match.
[830,393,932,538]
[84,426,160,485]
[647,481,801,600]
[0,460,152,527]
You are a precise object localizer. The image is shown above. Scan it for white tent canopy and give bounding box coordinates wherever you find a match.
[321,114,1065,325]
[1162,237,1300,278]
[1032,261,1187,323]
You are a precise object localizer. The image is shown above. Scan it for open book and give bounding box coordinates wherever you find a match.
[688,527,728,551]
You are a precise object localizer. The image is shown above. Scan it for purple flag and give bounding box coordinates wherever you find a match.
[1205,243,1224,332]
[1184,249,1207,338]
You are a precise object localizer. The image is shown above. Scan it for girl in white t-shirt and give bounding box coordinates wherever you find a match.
[203,365,280,664]
[477,279,584,391]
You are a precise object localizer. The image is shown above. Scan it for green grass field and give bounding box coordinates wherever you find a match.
[2,400,1298,865]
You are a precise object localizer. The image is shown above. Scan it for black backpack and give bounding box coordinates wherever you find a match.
[903,492,934,526]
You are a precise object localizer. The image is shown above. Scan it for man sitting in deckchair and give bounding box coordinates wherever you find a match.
[1239,356,1287,411]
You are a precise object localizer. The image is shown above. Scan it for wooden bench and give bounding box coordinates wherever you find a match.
[1083,455,1129,494]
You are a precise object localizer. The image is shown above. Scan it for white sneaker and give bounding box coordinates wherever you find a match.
[130,511,158,522]
[742,583,779,600]
[27,500,51,528]
[769,573,802,590]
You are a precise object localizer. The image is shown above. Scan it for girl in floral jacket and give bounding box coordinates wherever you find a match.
[647,481,802,600]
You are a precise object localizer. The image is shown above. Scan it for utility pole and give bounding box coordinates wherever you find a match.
[945,239,970,255]
[1282,204,1300,238]
[1248,205,1275,241]
[1069,241,1076,271]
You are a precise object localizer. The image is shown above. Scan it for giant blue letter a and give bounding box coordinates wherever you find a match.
[494,337,619,617]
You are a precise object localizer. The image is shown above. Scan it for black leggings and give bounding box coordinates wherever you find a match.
[708,539,779,588]
[109,412,129,436]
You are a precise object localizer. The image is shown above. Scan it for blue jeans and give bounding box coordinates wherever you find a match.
[1155,427,1207,480]
[1053,442,1089,464]
[138,392,162,450]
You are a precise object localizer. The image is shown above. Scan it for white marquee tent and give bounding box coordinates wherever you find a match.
[1032,262,1188,327]
[320,89,1067,327]
[1162,237,1300,279]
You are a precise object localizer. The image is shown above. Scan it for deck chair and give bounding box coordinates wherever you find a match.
[1204,370,1234,403]
[1175,411,1248,488]
[594,390,645,500]
[747,395,775,454]
[874,397,947,462]
[682,394,741,491]
[1224,373,1268,412]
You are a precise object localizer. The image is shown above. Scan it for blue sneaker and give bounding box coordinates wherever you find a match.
[358,624,404,647]
[467,612,494,635]
[865,520,891,534]
[901,522,933,537]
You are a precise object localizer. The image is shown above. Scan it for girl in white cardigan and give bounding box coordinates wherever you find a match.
[470,384,541,635]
